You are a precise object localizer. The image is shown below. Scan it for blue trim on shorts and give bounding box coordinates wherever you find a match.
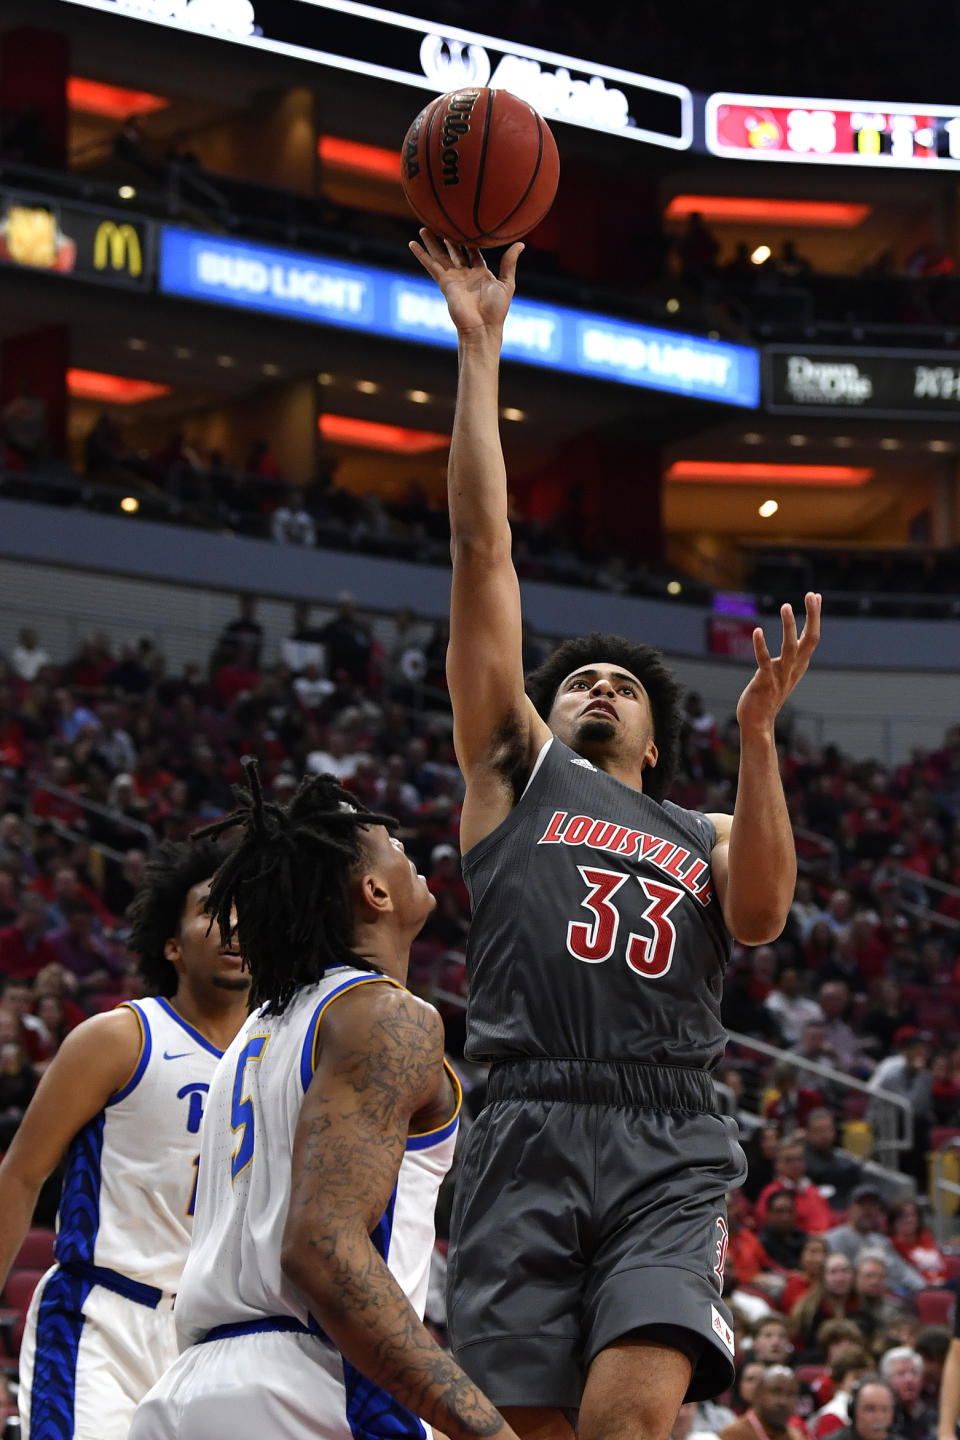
[108,1002,152,1106]
[156,997,224,1059]
[201,1316,321,1343]
[29,1264,93,1439]
[59,1260,165,1309]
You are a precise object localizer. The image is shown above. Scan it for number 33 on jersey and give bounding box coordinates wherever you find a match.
[461,737,732,1069]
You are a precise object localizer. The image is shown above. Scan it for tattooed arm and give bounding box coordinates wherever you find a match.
[281,983,514,1440]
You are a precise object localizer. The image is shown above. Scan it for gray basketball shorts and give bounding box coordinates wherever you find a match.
[447,1058,747,1410]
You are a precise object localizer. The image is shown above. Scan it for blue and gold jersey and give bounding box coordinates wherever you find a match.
[175,965,460,1349]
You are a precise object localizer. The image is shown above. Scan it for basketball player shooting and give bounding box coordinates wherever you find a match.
[410,229,821,1440]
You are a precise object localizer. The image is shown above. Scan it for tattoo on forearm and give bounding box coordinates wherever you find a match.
[288,996,502,1440]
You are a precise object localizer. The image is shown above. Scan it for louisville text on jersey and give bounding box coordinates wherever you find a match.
[537,809,713,906]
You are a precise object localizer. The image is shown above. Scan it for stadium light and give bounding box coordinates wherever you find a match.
[666,461,873,486]
[319,413,449,454]
[68,77,169,118]
[665,195,870,227]
[67,369,171,404]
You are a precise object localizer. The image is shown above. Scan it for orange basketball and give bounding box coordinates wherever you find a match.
[401,87,559,247]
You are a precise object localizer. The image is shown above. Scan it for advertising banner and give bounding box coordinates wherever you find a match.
[0,188,154,290]
[160,226,760,407]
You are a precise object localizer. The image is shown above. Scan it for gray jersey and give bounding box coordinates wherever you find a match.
[462,737,731,1069]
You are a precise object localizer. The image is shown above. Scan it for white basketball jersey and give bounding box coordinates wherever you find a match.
[55,997,226,1293]
[175,965,460,1348]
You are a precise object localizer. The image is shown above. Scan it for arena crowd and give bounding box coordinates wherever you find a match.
[0,595,958,1429]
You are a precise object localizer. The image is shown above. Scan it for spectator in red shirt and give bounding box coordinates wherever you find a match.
[781,1235,829,1314]
[0,894,57,978]
[764,1059,827,1131]
[757,1133,835,1233]
[0,975,52,1066]
[730,1219,780,1289]
[749,945,779,1002]
[810,1345,873,1437]
[133,745,175,803]
[0,684,25,768]
[212,643,260,707]
[67,634,114,691]
[30,755,85,829]
[789,1252,860,1356]
[887,1200,947,1287]
[848,918,892,986]
[29,863,115,931]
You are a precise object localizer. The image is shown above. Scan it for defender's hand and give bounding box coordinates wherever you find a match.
[736,592,821,737]
[409,229,523,338]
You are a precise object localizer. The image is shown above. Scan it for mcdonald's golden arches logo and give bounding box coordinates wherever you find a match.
[93,220,142,277]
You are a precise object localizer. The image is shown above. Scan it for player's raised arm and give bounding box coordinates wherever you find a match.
[0,1008,142,1288]
[282,982,515,1440]
[708,593,821,945]
[409,233,550,841]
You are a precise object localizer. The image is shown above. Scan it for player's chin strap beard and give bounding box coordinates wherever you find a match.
[579,717,617,745]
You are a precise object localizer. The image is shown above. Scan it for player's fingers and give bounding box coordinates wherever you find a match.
[499,241,525,284]
[799,591,822,653]
[442,237,467,267]
[418,228,448,262]
[464,246,485,270]
[408,240,441,275]
[753,626,772,668]
[780,602,798,654]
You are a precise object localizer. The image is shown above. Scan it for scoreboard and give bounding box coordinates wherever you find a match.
[705,92,960,170]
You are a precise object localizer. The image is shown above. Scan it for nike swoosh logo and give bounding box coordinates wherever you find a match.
[163,1050,192,1061]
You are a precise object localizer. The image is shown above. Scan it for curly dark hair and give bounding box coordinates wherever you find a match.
[126,839,229,997]
[524,632,683,804]
[196,762,398,1015]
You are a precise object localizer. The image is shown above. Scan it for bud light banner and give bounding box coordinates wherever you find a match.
[765,344,960,419]
[159,226,760,408]
[58,0,692,149]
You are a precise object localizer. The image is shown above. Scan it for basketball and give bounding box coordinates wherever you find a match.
[400,87,559,247]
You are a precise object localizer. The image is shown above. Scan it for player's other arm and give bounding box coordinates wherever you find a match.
[281,984,515,1440]
[938,1337,960,1440]
[708,593,821,946]
[0,1008,143,1287]
[409,234,549,843]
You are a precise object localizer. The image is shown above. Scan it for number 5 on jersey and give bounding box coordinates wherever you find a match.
[567,866,685,978]
[231,1034,269,1182]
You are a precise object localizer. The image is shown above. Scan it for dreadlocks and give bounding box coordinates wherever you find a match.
[524,632,683,804]
[196,761,398,1015]
[126,839,230,997]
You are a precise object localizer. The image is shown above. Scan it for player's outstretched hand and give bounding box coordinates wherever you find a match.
[409,228,522,338]
[736,591,821,738]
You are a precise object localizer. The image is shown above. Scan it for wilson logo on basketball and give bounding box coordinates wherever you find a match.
[404,112,424,180]
[440,90,480,185]
[714,1217,728,1279]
